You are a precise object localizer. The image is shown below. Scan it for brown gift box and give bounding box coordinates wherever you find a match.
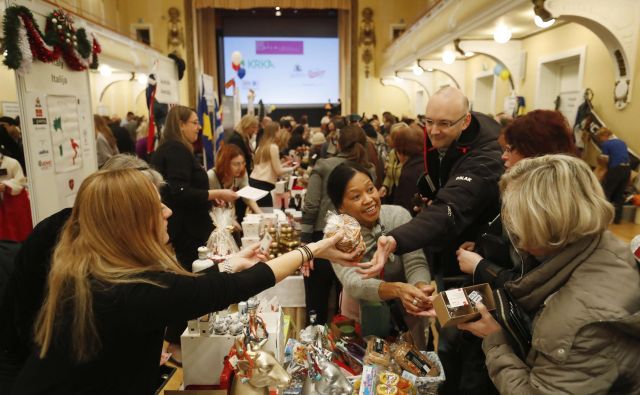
[433,283,495,328]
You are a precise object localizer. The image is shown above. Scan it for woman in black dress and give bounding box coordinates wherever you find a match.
[151,106,238,360]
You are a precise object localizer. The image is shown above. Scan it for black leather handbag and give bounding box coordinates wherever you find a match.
[493,287,533,359]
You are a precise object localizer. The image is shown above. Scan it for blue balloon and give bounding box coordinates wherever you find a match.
[238,67,246,79]
[493,64,503,76]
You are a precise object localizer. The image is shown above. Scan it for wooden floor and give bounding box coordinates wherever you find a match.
[158,221,640,393]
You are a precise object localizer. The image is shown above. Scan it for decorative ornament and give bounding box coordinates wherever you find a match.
[499,69,510,81]
[358,7,376,78]
[1,5,102,73]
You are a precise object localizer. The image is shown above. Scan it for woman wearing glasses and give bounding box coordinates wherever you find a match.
[151,106,239,363]
[327,162,433,349]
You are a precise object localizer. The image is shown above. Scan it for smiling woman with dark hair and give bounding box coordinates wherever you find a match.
[326,162,433,348]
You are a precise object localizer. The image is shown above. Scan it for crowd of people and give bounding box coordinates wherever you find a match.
[0,85,639,394]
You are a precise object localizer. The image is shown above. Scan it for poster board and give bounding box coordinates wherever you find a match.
[11,0,98,224]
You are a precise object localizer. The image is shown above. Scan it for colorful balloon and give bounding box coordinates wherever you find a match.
[231,51,243,66]
[500,69,510,81]
[232,62,240,71]
[238,67,246,79]
[493,64,503,76]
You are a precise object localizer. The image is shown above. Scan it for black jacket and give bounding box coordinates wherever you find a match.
[0,209,71,366]
[392,155,423,217]
[12,263,275,394]
[151,140,212,252]
[389,112,504,277]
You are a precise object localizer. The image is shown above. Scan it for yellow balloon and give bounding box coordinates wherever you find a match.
[500,69,510,81]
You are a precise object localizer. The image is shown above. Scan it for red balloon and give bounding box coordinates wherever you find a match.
[232,63,240,71]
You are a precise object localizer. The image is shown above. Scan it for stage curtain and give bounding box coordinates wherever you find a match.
[194,0,350,9]
[197,8,218,92]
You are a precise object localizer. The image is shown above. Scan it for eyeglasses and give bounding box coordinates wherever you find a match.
[424,113,468,130]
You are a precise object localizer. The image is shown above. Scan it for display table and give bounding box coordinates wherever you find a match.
[181,308,284,387]
[256,275,306,333]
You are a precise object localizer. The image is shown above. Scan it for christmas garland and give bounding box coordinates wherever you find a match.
[2,6,101,73]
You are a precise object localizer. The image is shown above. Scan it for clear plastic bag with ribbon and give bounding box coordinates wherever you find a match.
[206,207,239,259]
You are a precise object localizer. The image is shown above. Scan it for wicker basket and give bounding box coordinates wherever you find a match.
[414,352,446,395]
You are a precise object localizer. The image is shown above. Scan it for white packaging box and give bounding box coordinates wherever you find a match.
[181,307,285,387]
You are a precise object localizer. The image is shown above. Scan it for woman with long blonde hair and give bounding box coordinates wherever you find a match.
[93,114,119,167]
[227,113,259,172]
[249,121,296,207]
[12,168,356,394]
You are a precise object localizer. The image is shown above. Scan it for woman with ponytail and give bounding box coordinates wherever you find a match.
[300,124,373,325]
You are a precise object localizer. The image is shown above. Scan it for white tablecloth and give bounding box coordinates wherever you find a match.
[256,275,306,307]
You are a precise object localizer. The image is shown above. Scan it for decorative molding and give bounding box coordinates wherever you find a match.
[543,0,640,109]
[457,40,522,92]
[380,0,527,76]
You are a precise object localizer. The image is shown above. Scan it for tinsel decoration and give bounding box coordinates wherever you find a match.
[1,5,101,73]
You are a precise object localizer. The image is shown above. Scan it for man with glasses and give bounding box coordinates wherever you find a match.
[358,86,504,395]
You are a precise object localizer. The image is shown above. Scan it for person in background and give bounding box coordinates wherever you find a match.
[10,167,355,394]
[379,122,406,203]
[226,114,259,173]
[94,115,119,168]
[327,163,433,349]
[456,109,577,288]
[362,123,385,188]
[208,144,262,225]
[288,125,310,151]
[0,116,25,174]
[392,124,424,216]
[596,127,630,224]
[108,115,135,155]
[0,153,32,242]
[301,124,373,325]
[151,106,238,363]
[120,111,139,143]
[309,131,327,165]
[250,121,296,208]
[255,115,272,146]
[458,155,640,395]
[134,115,150,161]
[322,116,343,158]
[0,154,162,393]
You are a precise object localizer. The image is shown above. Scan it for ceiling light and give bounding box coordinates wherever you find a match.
[275,6,280,10]
[98,64,112,77]
[442,50,456,65]
[493,25,512,43]
[534,15,555,28]
[412,64,424,76]
[275,10,282,16]
[464,51,475,57]
[136,73,148,85]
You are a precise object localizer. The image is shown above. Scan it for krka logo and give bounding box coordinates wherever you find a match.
[247,59,275,69]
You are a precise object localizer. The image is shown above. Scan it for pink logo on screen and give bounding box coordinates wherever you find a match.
[256,41,304,55]
[308,69,326,78]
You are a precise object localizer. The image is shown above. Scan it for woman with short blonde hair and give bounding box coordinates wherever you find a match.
[500,154,613,252]
[459,154,640,394]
